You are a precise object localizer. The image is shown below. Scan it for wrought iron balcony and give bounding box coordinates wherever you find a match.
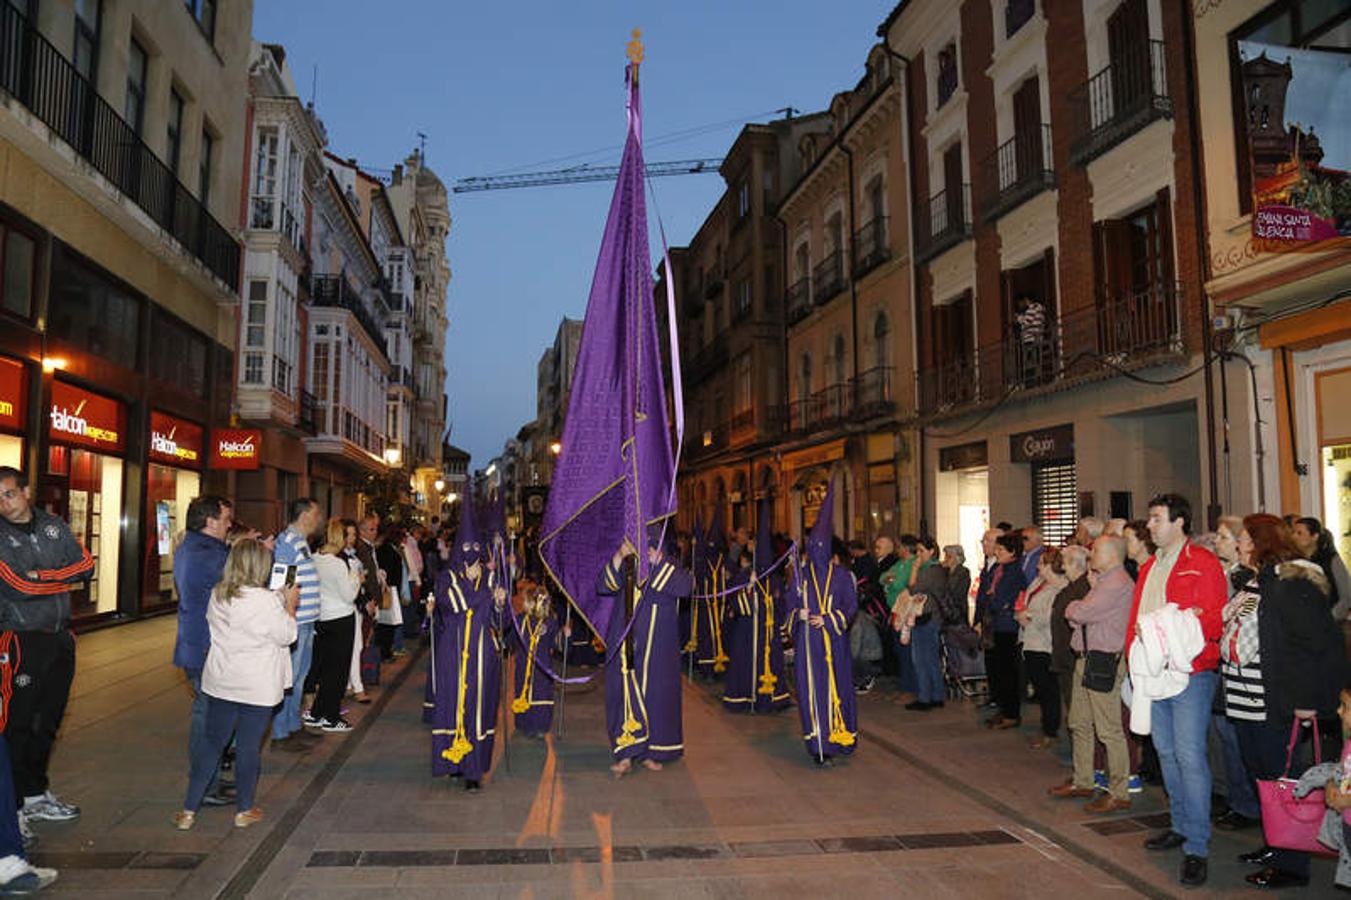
[852,218,890,278]
[1069,40,1172,166]
[916,281,1184,420]
[684,332,729,386]
[980,125,1055,222]
[311,274,388,361]
[915,184,971,264]
[785,277,812,326]
[0,4,240,290]
[852,366,895,417]
[812,250,846,304]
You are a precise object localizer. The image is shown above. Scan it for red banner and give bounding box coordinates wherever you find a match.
[49,380,126,453]
[149,411,204,467]
[210,429,262,470]
[0,356,26,432]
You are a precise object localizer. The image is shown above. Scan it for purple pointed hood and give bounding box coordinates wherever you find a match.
[451,496,486,570]
[805,478,836,574]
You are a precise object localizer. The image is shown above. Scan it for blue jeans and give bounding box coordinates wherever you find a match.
[1150,669,1218,857]
[185,696,272,813]
[895,635,916,694]
[0,735,25,860]
[910,619,943,703]
[272,621,315,740]
[184,668,221,795]
[1211,712,1259,819]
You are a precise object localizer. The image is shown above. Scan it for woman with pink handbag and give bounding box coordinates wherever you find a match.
[1230,514,1344,889]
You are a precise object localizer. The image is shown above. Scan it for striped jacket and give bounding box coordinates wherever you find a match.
[270,527,321,624]
[0,510,94,632]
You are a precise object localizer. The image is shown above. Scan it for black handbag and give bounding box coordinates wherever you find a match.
[1079,626,1119,693]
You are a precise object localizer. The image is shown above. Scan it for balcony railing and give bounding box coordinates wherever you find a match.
[0,4,240,290]
[684,332,729,386]
[298,390,318,435]
[916,281,1183,419]
[1068,40,1172,166]
[853,366,895,417]
[915,184,971,264]
[980,125,1054,222]
[852,218,890,278]
[812,250,845,304]
[786,367,896,434]
[1005,0,1036,38]
[785,277,812,326]
[311,274,389,361]
[704,267,724,300]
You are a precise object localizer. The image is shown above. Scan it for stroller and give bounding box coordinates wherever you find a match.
[940,624,987,701]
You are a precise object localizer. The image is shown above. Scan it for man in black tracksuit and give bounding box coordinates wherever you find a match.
[0,466,91,827]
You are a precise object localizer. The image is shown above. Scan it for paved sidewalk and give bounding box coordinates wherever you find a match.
[23,618,1345,897]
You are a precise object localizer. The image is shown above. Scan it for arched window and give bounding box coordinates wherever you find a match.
[873,312,890,370]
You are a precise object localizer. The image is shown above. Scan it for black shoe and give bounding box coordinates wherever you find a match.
[200,785,236,807]
[1144,830,1186,851]
[1180,855,1207,887]
[1244,866,1309,889]
[1239,846,1278,866]
[1213,809,1260,831]
[464,780,481,793]
[904,701,932,711]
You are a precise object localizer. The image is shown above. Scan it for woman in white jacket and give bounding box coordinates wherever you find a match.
[1018,548,1066,750]
[175,539,299,830]
[308,518,362,732]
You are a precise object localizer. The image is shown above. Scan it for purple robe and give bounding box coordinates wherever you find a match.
[722,565,791,713]
[792,560,858,760]
[691,555,729,677]
[510,612,558,737]
[429,567,502,780]
[596,557,691,762]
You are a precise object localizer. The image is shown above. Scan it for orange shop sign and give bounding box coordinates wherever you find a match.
[0,357,25,431]
[48,381,126,452]
[149,412,204,467]
[210,429,261,470]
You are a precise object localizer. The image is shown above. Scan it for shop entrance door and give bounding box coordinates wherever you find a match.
[40,446,124,618]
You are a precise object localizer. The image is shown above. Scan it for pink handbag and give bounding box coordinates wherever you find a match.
[1257,720,1334,856]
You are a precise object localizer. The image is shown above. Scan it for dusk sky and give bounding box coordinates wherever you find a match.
[252,1,897,469]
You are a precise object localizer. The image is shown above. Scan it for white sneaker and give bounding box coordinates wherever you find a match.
[15,816,35,852]
[21,792,79,822]
[320,718,353,733]
[0,854,57,894]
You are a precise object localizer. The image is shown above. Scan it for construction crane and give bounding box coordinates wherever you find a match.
[452,158,724,193]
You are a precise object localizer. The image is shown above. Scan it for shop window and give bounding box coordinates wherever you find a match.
[42,446,122,618]
[143,462,199,610]
[1,224,35,319]
[1032,460,1077,546]
[48,246,141,370]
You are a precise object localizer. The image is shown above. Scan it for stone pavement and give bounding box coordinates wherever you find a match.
[25,617,1344,898]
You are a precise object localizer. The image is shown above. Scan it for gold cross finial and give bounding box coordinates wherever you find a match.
[627,28,644,65]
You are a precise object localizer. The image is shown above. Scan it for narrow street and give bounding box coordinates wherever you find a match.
[26,618,1342,898]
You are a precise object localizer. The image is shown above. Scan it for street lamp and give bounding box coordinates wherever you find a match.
[434,477,446,493]
[383,447,402,467]
[549,440,562,456]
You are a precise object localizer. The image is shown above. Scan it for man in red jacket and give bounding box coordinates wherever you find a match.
[1127,494,1226,888]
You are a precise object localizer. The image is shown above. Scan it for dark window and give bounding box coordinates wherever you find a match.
[48,245,142,370]
[1228,0,1351,213]
[1006,0,1036,38]
[167,88,184,177]
[737,179,751,219]
[150,307,209,397]
[125,37,147,136]
[198,128,214,207]
[184,0,216,41]
[73,0,100,84]
[937,43,959,107]
[0,220,36,320]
